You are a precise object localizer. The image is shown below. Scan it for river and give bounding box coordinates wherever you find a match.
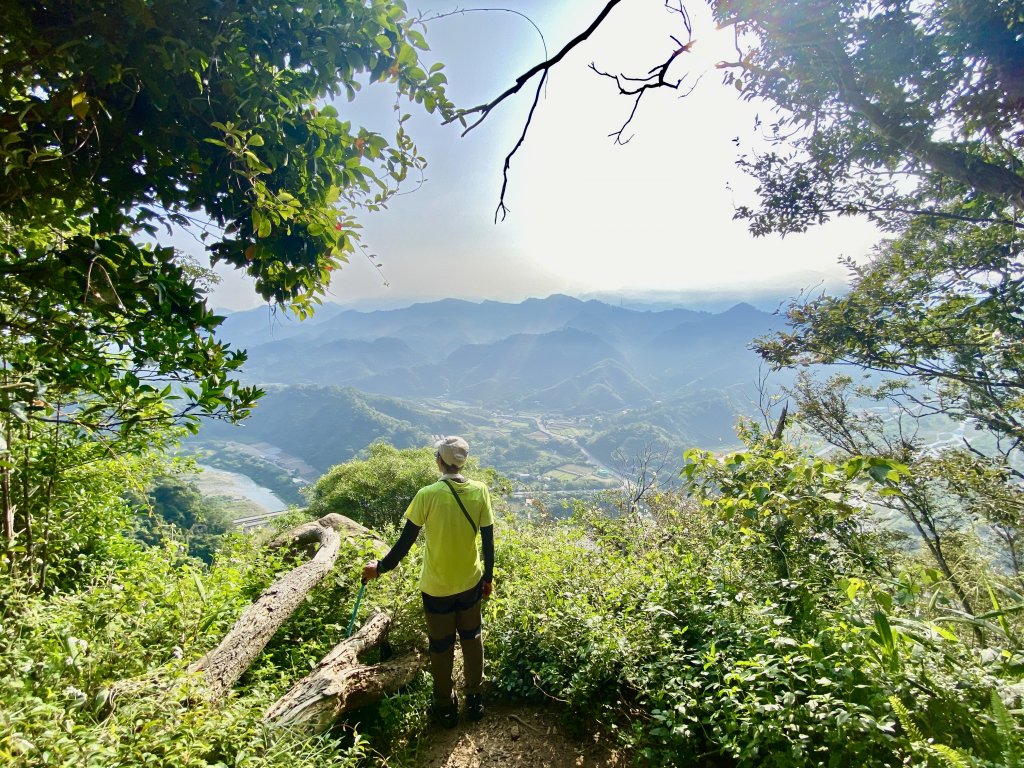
[193,465,287,513]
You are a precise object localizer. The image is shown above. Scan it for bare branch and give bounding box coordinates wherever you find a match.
[495,71,546,223]
[590,43,699,144]
[446,0,626,135]
[459,0,699,214]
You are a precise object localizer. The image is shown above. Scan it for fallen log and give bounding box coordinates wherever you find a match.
[265,608,426,733]
[269,513,385,555]
[188,513,386,702]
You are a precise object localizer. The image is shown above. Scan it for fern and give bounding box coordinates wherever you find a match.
[891,695,979,768]
[890,695,925,742]
[924,743,975,768]
[991,689,1021,768]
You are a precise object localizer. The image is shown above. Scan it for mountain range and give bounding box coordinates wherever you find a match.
[218,294,785,412]
[194,295,793,477]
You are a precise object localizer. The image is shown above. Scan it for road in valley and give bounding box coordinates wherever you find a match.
[525,414,625,484]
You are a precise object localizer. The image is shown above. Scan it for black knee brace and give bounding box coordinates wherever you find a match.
[429,634,456,653]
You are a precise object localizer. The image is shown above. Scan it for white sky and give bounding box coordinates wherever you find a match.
[206,0,882,312]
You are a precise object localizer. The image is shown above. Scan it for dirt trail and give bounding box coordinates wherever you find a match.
[410,702,626,768]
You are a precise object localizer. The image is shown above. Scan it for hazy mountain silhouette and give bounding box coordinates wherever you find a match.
[524,359,653,412]
[221,295,781,409]
[238,336,421,385]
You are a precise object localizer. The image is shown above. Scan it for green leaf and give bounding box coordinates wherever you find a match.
[926,621,958,642]
[191,570,207,604]
[872,610,895,655]
[867,464,893,484]
[844,577,864,602]
[71,91,90,119]
[397,44,416,68]
[408,29,429,50]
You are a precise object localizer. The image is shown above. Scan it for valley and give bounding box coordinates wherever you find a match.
[187,294,787,507]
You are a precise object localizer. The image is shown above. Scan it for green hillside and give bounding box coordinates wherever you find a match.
[186,383,748,493]
[192,385,469,473]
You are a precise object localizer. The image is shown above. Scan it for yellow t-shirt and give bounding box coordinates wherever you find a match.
[405,477,494,597]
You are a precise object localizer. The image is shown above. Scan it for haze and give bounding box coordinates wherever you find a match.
[205,1,881,312]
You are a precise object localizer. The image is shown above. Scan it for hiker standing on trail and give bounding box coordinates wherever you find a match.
[362,435,495,726]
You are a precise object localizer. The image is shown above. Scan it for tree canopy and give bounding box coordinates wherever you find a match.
[710,0,1024,456]
[0,0,452,435]
[711,0,1024,233]
[305,442,509,531]
[0,0,452,581]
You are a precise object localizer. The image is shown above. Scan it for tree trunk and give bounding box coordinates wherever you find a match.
[902,500,984,643]
[267,512,383,555]
[187,513,385,702]
[265,608,426,733]
[2,414,14,565]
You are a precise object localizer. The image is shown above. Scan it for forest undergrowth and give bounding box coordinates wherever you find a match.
[3,432,1024,767]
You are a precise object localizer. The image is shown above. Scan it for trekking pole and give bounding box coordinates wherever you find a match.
[346,580,367,638]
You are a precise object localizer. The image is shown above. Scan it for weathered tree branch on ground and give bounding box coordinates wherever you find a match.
[188,513,386,702]
[265,608,426,732]
[269,512,385,556]
[110,513,402,713]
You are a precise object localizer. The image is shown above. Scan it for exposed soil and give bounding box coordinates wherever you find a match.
[410,701,627,768]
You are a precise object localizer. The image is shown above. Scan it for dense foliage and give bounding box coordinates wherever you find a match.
[708,0,1024,233]
[131,475,237,564]
[0,0,452,581]
[486,430,1024,767]
[6,432,1024,766]
[0,531,384,767]
[703,0,1024,635]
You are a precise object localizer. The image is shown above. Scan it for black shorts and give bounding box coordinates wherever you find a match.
[421,579,483,614]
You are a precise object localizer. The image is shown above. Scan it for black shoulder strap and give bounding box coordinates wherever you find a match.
[442,479,477,534]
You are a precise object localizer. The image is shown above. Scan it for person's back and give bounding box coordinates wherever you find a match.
[363,436,494,726]
[409,477,491,597]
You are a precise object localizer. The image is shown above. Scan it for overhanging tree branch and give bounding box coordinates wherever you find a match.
[446,0,626,135]
[719,5,1024,210]
[450,0,704,216]
[824,47,1024,208]
[448,0,627,219]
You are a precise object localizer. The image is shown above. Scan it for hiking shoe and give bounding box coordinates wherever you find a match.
[466,693,485,721]
[430,693,458,728]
